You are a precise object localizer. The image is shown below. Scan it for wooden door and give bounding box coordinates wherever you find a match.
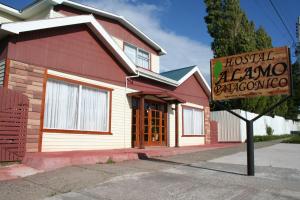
[148,109,163,146]
[132,99,167,147]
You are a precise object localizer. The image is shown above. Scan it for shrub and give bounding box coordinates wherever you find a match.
[253,134,290,142]
[266,125,274,136]
[282,135,300,144]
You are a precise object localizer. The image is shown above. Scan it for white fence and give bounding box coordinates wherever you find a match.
[211,110,300,142]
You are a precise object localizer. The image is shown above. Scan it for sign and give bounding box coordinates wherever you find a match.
[210,46,291,101]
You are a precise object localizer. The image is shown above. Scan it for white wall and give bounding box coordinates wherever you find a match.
[211,110,242,142]
[168,105,175,147]
[151,54,160,73]
[211,109,300,142]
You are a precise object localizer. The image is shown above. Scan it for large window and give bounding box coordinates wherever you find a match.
[43,78,111,133]
[124,43,150,69]
[182,106,204,136]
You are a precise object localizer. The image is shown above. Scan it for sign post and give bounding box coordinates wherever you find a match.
[210,46,292,176]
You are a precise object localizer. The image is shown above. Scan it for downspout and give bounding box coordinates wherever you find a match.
[123,71,140,148]
[125,71,140,89]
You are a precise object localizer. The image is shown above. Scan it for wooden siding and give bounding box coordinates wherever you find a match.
[7,24,129,88]
[53,4,159,55]
[173,75,209,107]
[0,60,5,86]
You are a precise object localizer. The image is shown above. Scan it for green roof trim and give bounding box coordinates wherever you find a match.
[160,66,196,81]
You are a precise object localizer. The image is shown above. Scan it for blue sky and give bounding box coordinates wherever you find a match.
[1,0,299,78]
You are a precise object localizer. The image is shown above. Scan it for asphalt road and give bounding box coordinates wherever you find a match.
[0,141,299,200]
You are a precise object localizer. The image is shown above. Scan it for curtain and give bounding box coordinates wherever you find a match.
[44,79,79,129]
[194,109,203,134]
[44,79,109,132]
[183,108,193,135]
[183,108,204,135]
[124,44,137,63]
[80,86,108,131]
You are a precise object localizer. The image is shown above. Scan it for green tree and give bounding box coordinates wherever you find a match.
[205,0,288,116]
[286,62,300,119]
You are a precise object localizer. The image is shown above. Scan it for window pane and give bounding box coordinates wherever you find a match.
[194,110,203,135]
[80,86,108,131]
[124,44,137,63]
[137,49,149,68]
[183,108,193,135]
[44,79,79,129]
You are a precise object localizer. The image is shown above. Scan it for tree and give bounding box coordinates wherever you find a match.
[205,0,288,116]
[286,62,300,120]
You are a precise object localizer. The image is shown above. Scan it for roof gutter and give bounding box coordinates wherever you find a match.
[137,68,178,87]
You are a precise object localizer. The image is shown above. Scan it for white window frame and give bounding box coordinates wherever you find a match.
[182,106,205,136]
[43,76,112,134]
[124,42,150,69]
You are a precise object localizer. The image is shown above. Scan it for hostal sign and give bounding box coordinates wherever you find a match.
[210,46,291,101]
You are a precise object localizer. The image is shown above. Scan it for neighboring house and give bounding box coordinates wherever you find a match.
[0,0,211,153]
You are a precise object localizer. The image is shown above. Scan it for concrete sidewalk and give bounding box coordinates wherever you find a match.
[0,143,238,181]
[0,140,298,200]
[210,143,300,170]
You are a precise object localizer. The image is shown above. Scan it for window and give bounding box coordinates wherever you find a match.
[124,43,150,69]
[182,107,204,136]
[43,78,110,133]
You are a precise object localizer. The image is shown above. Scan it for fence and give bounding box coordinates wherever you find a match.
[211,109,300,142]
[0,87,29,161]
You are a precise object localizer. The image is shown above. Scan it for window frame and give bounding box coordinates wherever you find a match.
[41,74,113,135]
[181,105,205,137]
[123,42,151,69]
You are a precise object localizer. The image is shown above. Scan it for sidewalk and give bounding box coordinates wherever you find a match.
[0,143,238,181]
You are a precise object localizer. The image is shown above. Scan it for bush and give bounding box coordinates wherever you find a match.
[266,125,274,136]
[282,135,300,144]
[253,134,290,142]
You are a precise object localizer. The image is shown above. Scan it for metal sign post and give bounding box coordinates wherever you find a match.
[213,96,290,176]
[210,47,292,176]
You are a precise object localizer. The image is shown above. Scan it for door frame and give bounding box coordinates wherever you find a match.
[131,98,168,148]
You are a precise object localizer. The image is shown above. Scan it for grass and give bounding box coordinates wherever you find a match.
[253,134,291,142]
[106,158,115,164]
[281,135,300,144]
[0,161,20,167]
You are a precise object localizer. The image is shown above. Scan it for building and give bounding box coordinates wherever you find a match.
[0,0,211,153]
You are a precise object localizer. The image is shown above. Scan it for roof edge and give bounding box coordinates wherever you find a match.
[177,66,211,96]
[0,15,137,74]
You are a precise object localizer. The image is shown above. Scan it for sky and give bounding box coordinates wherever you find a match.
[0,0,299,82]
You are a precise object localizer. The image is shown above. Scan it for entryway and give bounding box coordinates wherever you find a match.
[132,99,167,147]
[128,91,185,149]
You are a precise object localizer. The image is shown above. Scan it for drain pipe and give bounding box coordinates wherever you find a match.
[125,71,140,89]
[123,71,140,148]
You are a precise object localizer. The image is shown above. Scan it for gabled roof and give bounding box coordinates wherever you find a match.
[0,0,167,55]
[0,15,137,74]
[137,67,178,87]
[160,66,211,97]
[160,66,196,81]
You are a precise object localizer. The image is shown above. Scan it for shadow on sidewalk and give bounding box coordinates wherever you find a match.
[137,153,246,176]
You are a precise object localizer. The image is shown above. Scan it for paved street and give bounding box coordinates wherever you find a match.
[211,143,300,170]
[0,141,299,200]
